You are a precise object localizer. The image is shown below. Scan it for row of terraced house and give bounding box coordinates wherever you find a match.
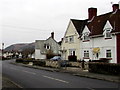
[35,3,120,64]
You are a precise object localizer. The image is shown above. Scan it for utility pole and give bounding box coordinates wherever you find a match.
[2,43,4,50]
[2,43,4,57]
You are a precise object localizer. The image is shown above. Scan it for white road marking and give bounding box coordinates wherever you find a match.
[22,70,36,75]
[42,75,69,84]
[9,80,23,88]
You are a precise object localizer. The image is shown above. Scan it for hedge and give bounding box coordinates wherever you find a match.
[68,55,77,61]
[16,58,46,66]
[33,60,46,66]
[89,62,120,76]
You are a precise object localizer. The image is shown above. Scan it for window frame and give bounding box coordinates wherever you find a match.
[106,49,112,58]
[44,44,50,50]
[82,32,90,42]
[65,37,68,43]
[69,36,74,43]
[104,29,112,39]
[84,50,89,58]
[69,49,76,56]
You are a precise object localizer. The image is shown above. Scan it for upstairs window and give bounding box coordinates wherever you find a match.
[83,35,89,41]
[105,29,112,39]
[83,32,90,41]
[44,44,50,50]
[65,36,74,43]
[65,37,68,43]
[69,36,74,43]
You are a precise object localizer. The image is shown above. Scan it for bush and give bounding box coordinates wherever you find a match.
[16,58,34,64]
[89,62,120,76]
[25,58,35,61]
[16,58,24,63]
[2,56,11,60]
[33,60,46,66]
[68,55,77,61]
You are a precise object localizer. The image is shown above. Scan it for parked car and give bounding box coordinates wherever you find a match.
[50,56,62,61]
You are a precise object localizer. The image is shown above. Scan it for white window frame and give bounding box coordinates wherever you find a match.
[83,32,90,41]
[84,50,89,58]
[69,49,75,56]
[106,49,112,58]
[65,37,68,43]
[104,29,112,39]
[69,36,74,43]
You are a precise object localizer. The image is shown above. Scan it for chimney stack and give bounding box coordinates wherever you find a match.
[112,4,119,12]
[88,8,97,20]
[51,32,54,39]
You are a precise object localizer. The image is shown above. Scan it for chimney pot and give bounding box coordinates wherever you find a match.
[112,4,119,12]
[51,32,54,39]
[88,8,97,20]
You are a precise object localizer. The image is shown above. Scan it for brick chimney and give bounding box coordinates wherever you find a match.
[112,4,119,12]
[88,8,97,20]
[51,32,54,39]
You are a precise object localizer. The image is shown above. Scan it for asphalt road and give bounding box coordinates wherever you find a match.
[2,60,119,89]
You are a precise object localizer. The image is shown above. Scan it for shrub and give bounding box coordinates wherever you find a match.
[89,62,120,76]
[16,58,24,63]
[25,58,35,61]
[68,55,77,61]
[33,60,46,66]
[16,58,34,64]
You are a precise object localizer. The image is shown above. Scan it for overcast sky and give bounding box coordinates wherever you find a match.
[0,0,120,48]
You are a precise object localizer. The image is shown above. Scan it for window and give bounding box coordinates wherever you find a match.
[83,32,90,41]
[69,49,75,55]
[69,36,74,43]
[65,37,68,43]
[65,36,74,43]
[83,35,89,41]
[105,30,112,39]
[44,44,50,50]
[106,50,111,58]
[84,50,89,58]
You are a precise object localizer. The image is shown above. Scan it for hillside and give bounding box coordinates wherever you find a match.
[4,43,35,52]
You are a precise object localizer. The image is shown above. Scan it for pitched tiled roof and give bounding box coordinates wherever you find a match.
[87,9,120,36]
[71,19,88,35]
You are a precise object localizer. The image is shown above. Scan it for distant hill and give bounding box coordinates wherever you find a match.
[4,43,35,52]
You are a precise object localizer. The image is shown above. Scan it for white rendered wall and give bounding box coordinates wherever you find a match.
[80,36,117,63]
[35,49,46,59]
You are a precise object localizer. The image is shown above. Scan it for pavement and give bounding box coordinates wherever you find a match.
[11,62,120,83]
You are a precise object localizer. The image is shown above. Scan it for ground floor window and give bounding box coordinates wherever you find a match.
[106,49,112,58]
[84,50,89,58]
[69,49,76,56]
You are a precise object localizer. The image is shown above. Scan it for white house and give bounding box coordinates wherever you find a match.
[80,4,120,63]
[35,32,61,60]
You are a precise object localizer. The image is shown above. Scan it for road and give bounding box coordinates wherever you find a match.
[2,60,119,89]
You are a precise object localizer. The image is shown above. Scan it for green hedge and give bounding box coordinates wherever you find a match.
[33,60,46,66]
[89,62,120,76]
[16,58,24,63]
[68,55,77,61]
[16,58,46,66]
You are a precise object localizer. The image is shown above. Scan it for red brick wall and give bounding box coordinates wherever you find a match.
[117,34,120,63]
